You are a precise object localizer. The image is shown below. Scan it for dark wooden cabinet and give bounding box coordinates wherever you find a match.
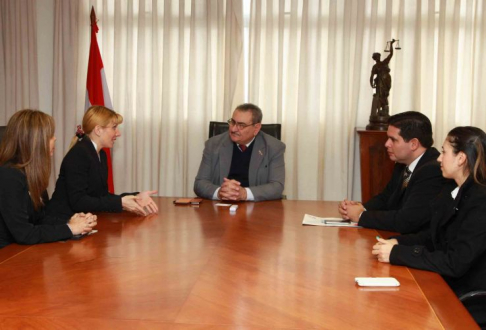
[357,129,395,203]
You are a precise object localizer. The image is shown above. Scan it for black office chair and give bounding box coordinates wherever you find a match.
[0,126,6,144]
[460,291,486,327]
[208,121,282,140]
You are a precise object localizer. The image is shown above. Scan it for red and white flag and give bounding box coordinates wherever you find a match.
[85,6,115,193]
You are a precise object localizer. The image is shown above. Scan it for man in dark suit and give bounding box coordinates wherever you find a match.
[339,111,448,234]
[194,103,285,201]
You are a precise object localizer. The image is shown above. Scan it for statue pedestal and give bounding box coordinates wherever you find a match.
[367,95,389,131]
[366,115,389,130]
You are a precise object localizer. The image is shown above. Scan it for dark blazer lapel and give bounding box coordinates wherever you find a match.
[396,167,408,200]
[82,137,107,190]
[414,148,440,171]
[432,194,456,247]
[429,181,460,244]
[99,151,108,190]
[82,137,100,163]
[387,164,406,208]
[440,180,469,228]
[219,135,234,182]
[396,148,440,205]
[404,148,436,189]
[249,133,265,186]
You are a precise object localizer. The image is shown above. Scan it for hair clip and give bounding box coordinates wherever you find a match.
[76,125,85,140]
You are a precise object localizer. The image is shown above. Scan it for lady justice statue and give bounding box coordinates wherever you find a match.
[367,39,400,130]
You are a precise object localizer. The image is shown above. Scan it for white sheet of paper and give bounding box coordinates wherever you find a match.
[302,214,361,227]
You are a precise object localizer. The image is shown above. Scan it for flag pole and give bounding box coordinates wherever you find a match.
[86,6,115,193]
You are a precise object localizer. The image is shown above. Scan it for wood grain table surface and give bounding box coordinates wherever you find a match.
[0,198,478,329]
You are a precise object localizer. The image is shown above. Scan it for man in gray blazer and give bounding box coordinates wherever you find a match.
[194,103,286,201]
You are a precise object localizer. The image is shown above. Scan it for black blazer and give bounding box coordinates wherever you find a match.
[359,147,448,233]
[390,178,486,297]
[0,166,72,248]
[46,137,123,220]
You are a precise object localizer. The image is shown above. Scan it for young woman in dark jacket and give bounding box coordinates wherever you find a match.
[0,110,97,248]
[46,105,158,220]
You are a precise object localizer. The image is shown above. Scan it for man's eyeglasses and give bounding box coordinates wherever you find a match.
[227,118,255,130]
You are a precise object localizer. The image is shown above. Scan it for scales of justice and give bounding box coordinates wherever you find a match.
[366,39,402,131]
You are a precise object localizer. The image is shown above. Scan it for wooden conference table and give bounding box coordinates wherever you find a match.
[0,198,478,329]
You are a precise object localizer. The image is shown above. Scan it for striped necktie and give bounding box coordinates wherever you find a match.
[402,167,412,190]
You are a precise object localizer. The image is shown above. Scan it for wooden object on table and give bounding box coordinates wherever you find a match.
[0,198,477,329]
[358,128,395,203]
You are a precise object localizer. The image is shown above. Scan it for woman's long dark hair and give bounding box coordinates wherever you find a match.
[447,126,486,185]
[0,110,55,210]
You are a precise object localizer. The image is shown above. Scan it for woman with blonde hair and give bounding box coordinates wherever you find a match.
[0,110,97,248]
[46,105,158,219]
[373,126,486,326]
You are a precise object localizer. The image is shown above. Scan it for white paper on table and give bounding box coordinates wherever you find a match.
[302,214,361,227]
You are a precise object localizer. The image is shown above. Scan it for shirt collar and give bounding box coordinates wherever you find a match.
[451,186,460,199]
[408,151,425,173]
[237,136,256,150]
[91,140,101,161]
[91,140,99,152]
